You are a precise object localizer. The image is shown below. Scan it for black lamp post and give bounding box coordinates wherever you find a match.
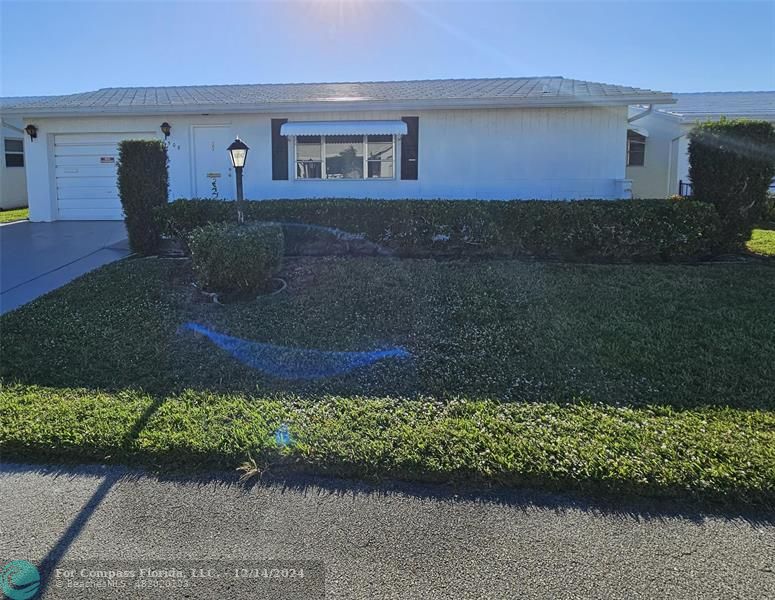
[227,137,249,224]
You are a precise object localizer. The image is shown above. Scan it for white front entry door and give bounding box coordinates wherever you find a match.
[192,126,234,199]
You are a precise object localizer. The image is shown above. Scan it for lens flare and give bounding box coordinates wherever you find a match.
[183,322,410,380]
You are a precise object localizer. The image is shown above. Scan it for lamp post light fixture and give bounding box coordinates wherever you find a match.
[227,136,249,224]
[160,122,172,139]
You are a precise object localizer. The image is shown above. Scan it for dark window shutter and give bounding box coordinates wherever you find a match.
[401,116,419,180]
[271,118,289,180]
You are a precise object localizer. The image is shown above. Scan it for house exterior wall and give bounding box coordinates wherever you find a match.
[626,113,683,199]
[24,105,630,222]
[0,120,29,210]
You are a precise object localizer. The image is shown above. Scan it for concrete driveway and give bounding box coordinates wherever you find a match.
[0,220,129,314]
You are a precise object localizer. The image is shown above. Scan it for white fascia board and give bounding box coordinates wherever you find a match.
[654,110,775,124]
[4,94,677,119]
[676,113,775,123]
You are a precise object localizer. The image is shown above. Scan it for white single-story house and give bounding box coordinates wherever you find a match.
[0,114,29,210]
[626,91,775,198]
[0,77,674,222]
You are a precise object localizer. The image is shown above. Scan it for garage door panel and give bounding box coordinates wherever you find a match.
[54,154,119,166]
[58,198,124,210]
[55,133,155,144]
[55,145,122,157]
[56,166,118,178]
[56,186,119,200]
[54,132,155,221]
[58,208,124,221]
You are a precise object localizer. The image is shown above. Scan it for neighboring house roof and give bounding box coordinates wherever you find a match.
[0,77,674,117]
[654,91,775,122]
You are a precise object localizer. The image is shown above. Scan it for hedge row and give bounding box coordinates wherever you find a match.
[156,198,721,261]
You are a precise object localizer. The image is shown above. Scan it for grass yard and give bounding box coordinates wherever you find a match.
[1,256,774,504]
[747,227,775,256]
[0,207,28,223]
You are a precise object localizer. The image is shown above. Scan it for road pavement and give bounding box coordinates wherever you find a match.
[0,462,773,599]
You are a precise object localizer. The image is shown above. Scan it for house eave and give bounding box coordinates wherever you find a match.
[4,94,676,119]
[653,110,775,124]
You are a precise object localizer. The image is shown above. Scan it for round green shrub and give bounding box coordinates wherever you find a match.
[188,223,284,295]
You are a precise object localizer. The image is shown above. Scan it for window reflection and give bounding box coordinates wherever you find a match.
[294,133,395,180]
[325,136,363,179]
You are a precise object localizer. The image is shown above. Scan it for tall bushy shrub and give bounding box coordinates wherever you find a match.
[688,119,775,250]
[117,140,169,254]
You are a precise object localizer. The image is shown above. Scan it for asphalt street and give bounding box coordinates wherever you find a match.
[1,462,773,599]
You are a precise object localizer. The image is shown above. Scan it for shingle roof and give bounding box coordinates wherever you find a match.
[0,77,673,116]
[656,91,775,121]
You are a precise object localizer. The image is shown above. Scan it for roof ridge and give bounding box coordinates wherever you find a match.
[88,76,567,93]
[674,90,775,95]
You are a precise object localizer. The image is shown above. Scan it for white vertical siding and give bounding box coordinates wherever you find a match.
[24,105,630,221]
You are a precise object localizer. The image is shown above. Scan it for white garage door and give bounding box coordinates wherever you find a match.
[55,132,156,220]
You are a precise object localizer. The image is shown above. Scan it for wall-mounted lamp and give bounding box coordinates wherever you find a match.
[160,122,172,139]
[24,124,38,141]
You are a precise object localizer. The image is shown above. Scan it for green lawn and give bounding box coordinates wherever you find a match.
[747,228,775,256]
[2,256,774,504]
[0,207,28,223]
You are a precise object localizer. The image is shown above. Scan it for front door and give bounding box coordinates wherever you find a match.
[193,126,234,199]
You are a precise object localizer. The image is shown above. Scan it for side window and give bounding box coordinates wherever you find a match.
[4,139,24,168]
[627,130,646,167]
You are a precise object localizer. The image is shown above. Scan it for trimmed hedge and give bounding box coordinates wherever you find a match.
[189,222,284,296]
[157,198,720,261]
[117,140,169,255]
[689,119,775,250]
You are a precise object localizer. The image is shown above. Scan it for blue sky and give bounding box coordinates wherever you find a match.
[1,0,773,97]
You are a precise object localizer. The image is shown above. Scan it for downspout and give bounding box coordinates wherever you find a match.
[628,104,653,123]
[1,120,25,134]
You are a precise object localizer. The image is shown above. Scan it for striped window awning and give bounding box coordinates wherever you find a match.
[280,120,408,137]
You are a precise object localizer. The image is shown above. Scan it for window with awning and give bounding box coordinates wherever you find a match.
[280,121,409,181]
